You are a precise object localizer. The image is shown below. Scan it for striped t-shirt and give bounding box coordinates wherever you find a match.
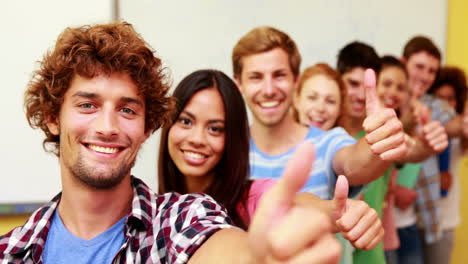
[249,126,356,199]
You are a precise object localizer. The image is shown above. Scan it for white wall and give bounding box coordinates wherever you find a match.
[120,0,447,83]
[1,0,447,203]
[1,0,112,203]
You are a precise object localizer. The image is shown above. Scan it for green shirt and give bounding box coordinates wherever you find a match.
[352,130,391,264]
[397,163,421,188]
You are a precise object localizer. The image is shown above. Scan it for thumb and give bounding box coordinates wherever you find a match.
[409,91,419,113]
[248,142,315,258]
[275,141,316,201]
[410,88,419,103]
[332,175,349,220]
[365,68,380,115]
[419,105,430,125]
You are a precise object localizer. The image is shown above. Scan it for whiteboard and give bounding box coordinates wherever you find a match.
[1,0,447,204]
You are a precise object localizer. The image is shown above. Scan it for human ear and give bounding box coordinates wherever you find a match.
[234,77,244,94]
[292,88,300,107]
[46,116,59,136]
[400,56,407,65]
[293,75,300,90]
[143,130,151,142]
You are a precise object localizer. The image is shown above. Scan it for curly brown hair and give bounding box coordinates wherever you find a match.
[429,66,467,114]
[24,22,174,156]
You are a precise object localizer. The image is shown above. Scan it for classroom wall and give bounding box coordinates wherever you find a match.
[446,0,468,263]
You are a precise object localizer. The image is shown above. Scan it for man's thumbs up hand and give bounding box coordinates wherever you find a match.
[362,69,407,161]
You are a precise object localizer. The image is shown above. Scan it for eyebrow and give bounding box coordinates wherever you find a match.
[71,92,144,107]
[273,69,288,73]
[121,97,144,107]
[208,120,225,124]
[246,68,288,74]
[72,91,98,99]
[245,71,262,76]
[181,110,225,123]
[181,110,195,119]
[346,78,360,85]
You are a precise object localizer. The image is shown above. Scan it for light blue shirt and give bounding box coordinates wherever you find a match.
[43,210,126,264]
[249,126,357,199]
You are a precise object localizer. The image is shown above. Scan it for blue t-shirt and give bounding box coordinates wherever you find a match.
[43,210,126,263]
[249,126,356,199]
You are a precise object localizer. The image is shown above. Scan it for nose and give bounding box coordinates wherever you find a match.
[262,77,276,98]
[188,125,206,147]
[356,85,366,101]
[314,98,326,113]
[95,108,119,138]
[384,84,397,97]
[422,70,432,82]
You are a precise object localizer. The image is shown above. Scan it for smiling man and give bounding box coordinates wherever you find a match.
[337,42,382,137]
[49,73,146,190]
[0,22,345,264]
[402,36,466,139]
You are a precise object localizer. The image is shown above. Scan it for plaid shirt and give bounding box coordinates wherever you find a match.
[0,176,234,263]
[415,94,455,244]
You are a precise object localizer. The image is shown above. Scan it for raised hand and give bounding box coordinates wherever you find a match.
[417,104,448,154]
[362,69,407,160]
[331,175,348,222]
[248,142,341,264]
[332,175,384,250]
[418,103,431,126]
[409,91,427,126]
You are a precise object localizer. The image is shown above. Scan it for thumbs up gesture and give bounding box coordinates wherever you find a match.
[409,91,427,126]
[248,143,341,264]
[362,69,408,160]
[416,104,448,154]
[332,175,384,250]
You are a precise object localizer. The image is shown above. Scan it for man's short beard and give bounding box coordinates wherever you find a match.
[70,155,136,189]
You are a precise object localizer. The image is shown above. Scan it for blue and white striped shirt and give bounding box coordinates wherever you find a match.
[249,126,356,199]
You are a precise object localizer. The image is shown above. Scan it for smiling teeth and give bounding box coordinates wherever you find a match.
[260,101,280,108]
[311,117,325,122]
[88,145,119,154]
[384,99,395,105]
[184,151,205,159]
